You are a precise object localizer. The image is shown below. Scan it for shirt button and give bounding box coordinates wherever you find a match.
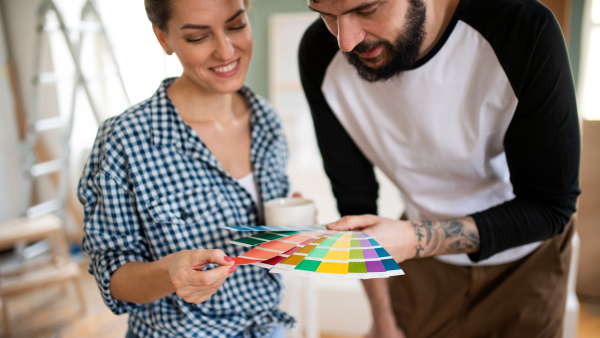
[180,209,189,220]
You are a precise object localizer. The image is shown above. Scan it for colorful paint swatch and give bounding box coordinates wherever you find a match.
[224,225,328,232]
[250,234,334,269]
[229,232,296,247]
[231,231,404,279]
[233,232,331,265]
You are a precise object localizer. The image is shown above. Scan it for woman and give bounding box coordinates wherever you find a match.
[78,0,293,337]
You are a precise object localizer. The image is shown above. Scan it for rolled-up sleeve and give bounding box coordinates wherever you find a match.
[79,167,150,315]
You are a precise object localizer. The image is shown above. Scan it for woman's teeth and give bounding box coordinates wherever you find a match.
[213,60,238,73]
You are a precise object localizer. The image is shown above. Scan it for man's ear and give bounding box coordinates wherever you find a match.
[152,25,173,55]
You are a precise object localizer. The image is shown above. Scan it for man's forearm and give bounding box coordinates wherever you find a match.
[411,216,480,258]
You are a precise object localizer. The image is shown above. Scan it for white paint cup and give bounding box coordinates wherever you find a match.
[263,197,316,226]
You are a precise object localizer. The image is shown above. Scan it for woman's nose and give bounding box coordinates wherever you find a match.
[214,34,235,60]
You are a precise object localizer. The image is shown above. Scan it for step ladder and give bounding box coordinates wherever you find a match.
[0,1,129,335]
[21,0,129,221]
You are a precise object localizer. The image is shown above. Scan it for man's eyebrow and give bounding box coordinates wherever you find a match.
[308,0,383,16]
[180,8,245,30]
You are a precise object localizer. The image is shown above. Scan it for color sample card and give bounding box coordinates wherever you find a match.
[251,233,335,269]
[228,231,301,247]
[233,232,334,265]
[224,224,328,232]
[270,232,404,279]
[229,230,404,279]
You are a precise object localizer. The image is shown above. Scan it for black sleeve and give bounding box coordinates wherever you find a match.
[466,0,581,261]
[299,19,379,217]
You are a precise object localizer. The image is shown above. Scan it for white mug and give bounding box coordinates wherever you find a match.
[263,197,315,226]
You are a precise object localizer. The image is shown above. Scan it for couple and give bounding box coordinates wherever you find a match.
[78,0,580,337]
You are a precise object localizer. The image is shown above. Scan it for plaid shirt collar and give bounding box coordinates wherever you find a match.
[149,78,280,178]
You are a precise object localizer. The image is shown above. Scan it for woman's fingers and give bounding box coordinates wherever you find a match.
[176,265,235,304]
[191,248,235,267]
[327,214,381,231]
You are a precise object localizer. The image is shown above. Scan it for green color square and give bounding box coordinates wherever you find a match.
[329,233,344,239]
[348,262,368,273]
[319,239,337,247]
[275,231,301,236]
[296,260,322,272]
[255,233,285,241]
[234,237,263,246]
[349,249,364,259]
[351,233,359,239]
[350,240,362,248]
[307,248,329,258]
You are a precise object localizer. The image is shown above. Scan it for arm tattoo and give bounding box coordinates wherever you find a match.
[411,218,480,259]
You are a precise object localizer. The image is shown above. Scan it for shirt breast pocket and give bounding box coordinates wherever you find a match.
[146,186,230,252]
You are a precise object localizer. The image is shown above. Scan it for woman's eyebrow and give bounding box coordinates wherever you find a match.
[179,9,246,30]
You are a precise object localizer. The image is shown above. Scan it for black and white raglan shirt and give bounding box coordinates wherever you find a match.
[299,0,581,265]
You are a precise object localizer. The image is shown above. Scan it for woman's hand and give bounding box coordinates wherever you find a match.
[164,249,237,304]
[110,248,236,305]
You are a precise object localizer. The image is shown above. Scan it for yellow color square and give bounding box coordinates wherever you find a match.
[332,240,351,248]
[324,250,350,261]
[340,234,352,239]
[316,262,349,274]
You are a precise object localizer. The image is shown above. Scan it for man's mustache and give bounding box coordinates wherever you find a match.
[351,39,392,54]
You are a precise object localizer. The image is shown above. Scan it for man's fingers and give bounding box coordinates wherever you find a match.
[292,192,303,198]
[327,214,381,231]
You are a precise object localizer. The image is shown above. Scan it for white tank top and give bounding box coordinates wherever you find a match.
[237,173,263,221]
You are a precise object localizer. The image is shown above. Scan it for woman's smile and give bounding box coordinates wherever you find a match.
[209,58,240,78]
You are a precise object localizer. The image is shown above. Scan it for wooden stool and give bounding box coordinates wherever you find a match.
[0,214,85,337]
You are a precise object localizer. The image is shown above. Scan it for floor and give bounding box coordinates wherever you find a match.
[1,269,599,338]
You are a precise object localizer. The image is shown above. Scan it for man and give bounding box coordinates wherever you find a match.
[298,0,580,337]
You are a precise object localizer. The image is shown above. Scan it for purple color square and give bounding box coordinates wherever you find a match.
[362,248,379,259]
[365,260,386,273]
[356,232,366,238]
[359,239,371,247]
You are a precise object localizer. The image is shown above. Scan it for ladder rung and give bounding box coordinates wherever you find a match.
[34,117,64,132]
[85,71,119,83]
[36,72,61,84]
[43,21,103,33]
[30,160,63,177]
[36,71,117,85]
[26,200,61,219]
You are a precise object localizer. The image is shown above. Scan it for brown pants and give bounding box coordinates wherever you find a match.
[388,216,575,338]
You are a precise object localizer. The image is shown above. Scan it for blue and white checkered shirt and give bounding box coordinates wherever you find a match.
[78,78,294,338]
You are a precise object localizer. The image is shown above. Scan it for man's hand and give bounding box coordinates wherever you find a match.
[327,215,480,262]
[165,249,236,304]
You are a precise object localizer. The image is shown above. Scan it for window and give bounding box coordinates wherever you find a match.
[579,0,600,120]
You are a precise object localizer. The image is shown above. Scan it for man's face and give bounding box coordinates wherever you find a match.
[308,0,426,82]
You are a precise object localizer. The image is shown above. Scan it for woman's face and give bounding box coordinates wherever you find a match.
[154,0,253,94]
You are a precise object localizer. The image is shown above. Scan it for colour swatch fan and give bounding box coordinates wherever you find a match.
[224,225,404,279]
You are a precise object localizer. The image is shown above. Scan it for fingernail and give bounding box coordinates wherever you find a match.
[229,265,238,273]
[224,256,234,262]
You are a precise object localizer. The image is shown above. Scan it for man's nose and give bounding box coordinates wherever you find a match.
[337,16,366,53]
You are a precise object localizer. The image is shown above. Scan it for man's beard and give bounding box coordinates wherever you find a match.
[343,0,427,82]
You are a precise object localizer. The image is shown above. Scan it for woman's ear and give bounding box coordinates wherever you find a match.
[152,25,174,55]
